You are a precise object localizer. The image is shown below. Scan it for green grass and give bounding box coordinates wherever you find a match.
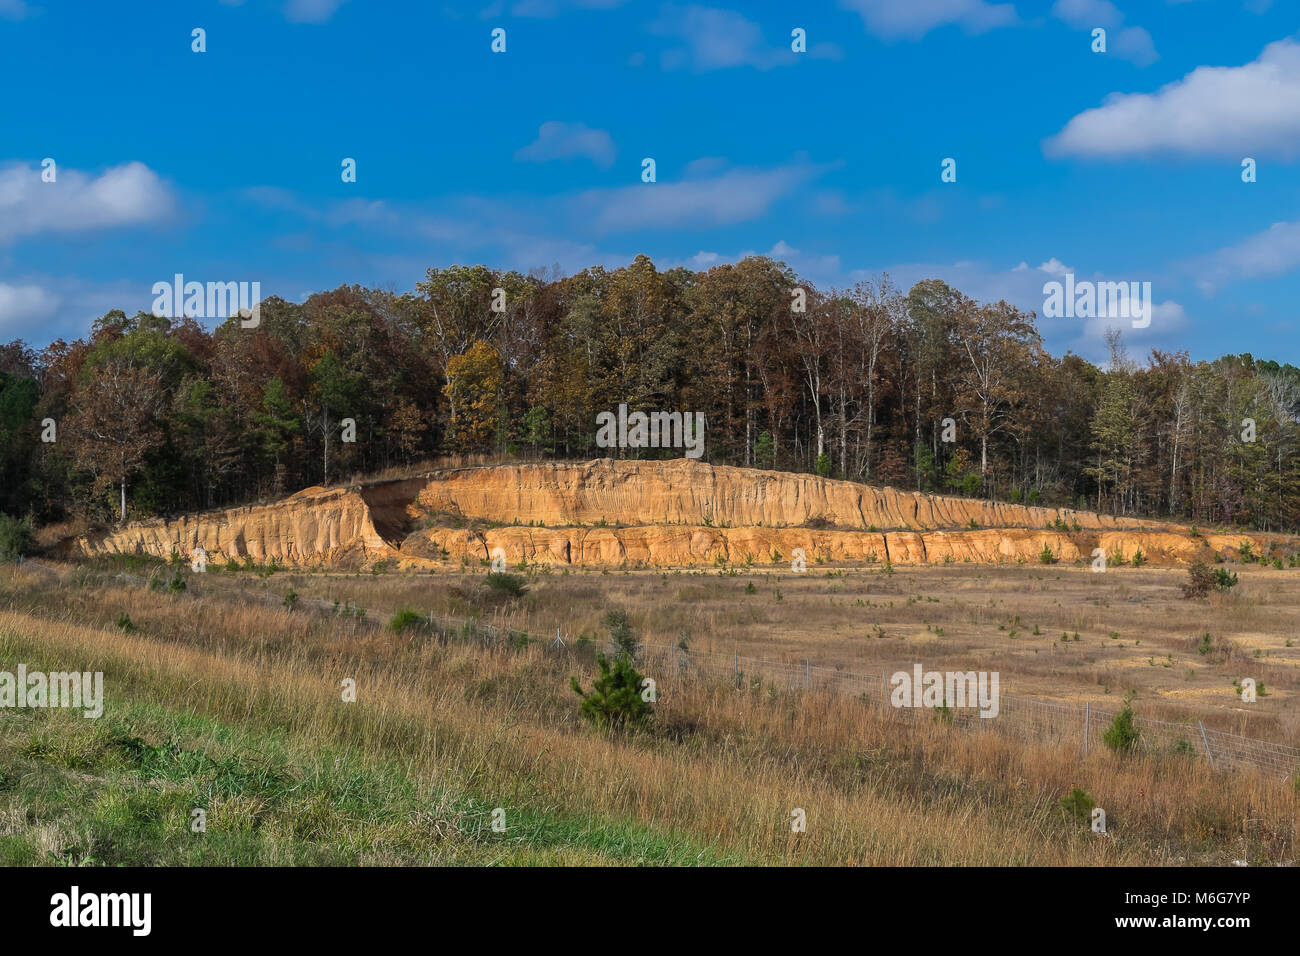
[0,640,748,867]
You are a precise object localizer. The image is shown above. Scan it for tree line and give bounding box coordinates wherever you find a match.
[1,253,1297,533]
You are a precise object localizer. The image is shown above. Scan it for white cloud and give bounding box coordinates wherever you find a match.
[660,241,841,284]
[284,0,348,24]
[0,0,30,21]
[0,161,176,243]
[765,240,842,279]
[0,282,58,331]
[1050,0,1157,66]
[839,0,1017,41]
[651,5,797,71]
[1077,298,1187,348]
[1188,219,1300,292]
[1110,26,1158,67]
[1052,0,1121,29]
[1045,38,1300,159]
[515,121,617,168]
[0,276,153,343]
[510,0,625,16]
[578,160,821,232]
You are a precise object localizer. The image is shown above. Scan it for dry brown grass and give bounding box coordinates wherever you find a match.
[147,560,1299,742]
[2,561,1296,865]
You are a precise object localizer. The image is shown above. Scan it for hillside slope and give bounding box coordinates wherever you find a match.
[71,458,1295,570]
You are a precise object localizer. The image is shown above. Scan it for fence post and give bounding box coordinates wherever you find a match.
[1199,721,1215,768]
[734,650,739,680]
[805,659,811,690]
[1084,701,1089,754]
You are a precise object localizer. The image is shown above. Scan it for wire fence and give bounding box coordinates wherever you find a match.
[283,588,1299,781]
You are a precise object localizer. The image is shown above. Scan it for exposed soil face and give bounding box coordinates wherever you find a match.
[71,458,1297,570]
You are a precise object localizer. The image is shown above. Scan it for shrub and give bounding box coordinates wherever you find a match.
[814,453,831,478]
[744,581,757,594]
[1182,560,1216,598]
[1038,545,1055,565]
[1237,540,1254,560]
[166,570,187,594]
[0,514,32,562]
[282,587,299,611]
[571,652,651,729]
[1059,786,1095,825]
[603,607,640,660]
[1214,567,1238,590]
[115,612,135,633]
[483,572,529,599]
[1103,696,1140,754]
[388,608,425,633]
[1130,549,1146,567]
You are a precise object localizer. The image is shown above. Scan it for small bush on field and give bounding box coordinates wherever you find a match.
[1183,560,1235,598]
[1038,545,1055,565]
[166,570,186,594]
[1059,786,1095,825]
[116,612,135,633]
[483,572,529,599]
[0,514,32,562]
[389,608,425,633]
[282,587,299,611]
[1103,696,1140,754]
[571,652,651,729]
[603,607,640,660]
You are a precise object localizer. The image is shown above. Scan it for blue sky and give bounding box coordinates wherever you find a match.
[1,0,1297,364]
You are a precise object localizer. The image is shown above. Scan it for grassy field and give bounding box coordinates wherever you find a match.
[0,557,1296,866]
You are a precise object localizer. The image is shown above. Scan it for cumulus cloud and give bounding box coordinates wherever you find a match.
[515,122,617,168]
[839,0,1017,41]
[1045,38,1300,159]
[0,161,176,243]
